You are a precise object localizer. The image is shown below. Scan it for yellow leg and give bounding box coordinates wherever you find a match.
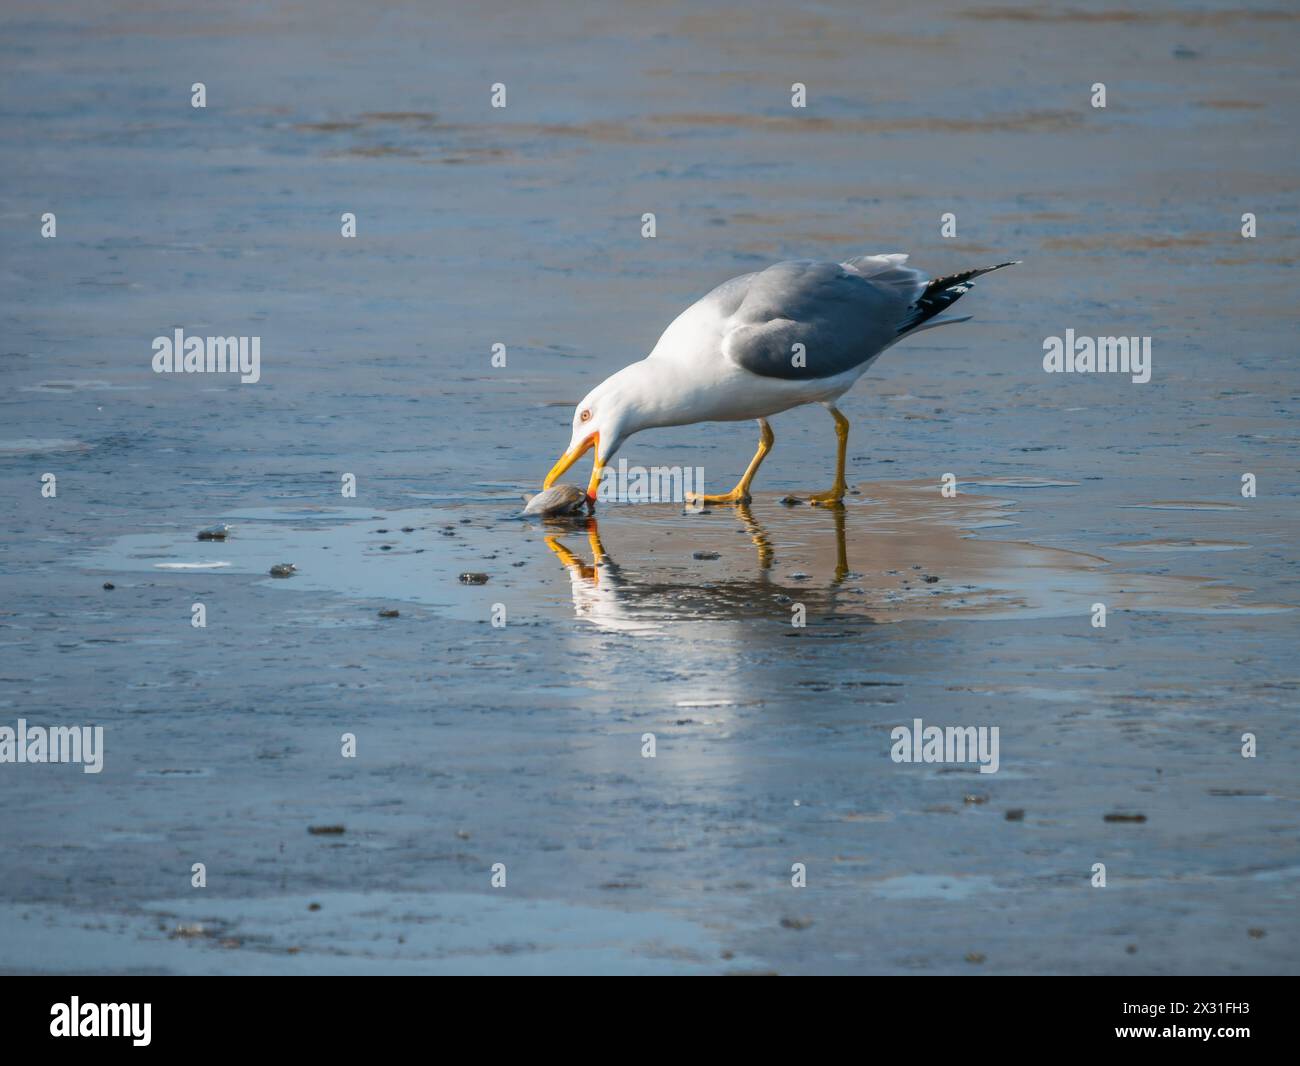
[808,405,849,506]
[687,419,774,506]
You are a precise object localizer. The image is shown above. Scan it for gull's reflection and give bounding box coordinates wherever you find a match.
[543,518,649,633]
[539,504,853,632]
[530,478,1268,636]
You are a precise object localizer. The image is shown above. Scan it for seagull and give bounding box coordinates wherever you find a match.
[543,254,1017,507]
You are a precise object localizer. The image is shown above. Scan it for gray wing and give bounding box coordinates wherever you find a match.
[718,258,923,381]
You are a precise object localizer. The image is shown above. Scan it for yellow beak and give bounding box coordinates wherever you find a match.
[543,431,602,502]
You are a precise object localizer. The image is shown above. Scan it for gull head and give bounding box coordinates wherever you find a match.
[543,363,653,504]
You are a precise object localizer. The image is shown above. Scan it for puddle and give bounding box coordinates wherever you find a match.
[1123,501,1244,512]
[1110,539,1250,552]
[0,892,757,976]
[77,482,1286,631]
[18,380,144,393]
[0,438,90,455]
[960,477,1080,488]
[868,874,999,901]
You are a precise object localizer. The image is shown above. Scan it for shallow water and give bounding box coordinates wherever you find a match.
[1,0,1298,974]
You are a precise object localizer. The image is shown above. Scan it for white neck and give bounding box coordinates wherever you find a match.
[609,357,725,432]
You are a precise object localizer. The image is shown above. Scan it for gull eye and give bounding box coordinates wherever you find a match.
[580,409,592,423]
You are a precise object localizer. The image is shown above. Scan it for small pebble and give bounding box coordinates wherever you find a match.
[1104,812,1147,823]
[778,496,802,507]
[965,952,986,964]
[693,550,721,560]
[780,917,813,930]
[197,524,230,541]
[378,609,400,618]
[1005,808,1025,821]
[102,582,115,590]
[459,572,490,585]
[307,825,345,835]
[269,563,297,577]
[308,902,321,912]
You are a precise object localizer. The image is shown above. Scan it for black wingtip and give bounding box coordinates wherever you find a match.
[925,259,1019,291]
[896,259,1019,335]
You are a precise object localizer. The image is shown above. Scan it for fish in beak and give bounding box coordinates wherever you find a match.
[543,431,602,505]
